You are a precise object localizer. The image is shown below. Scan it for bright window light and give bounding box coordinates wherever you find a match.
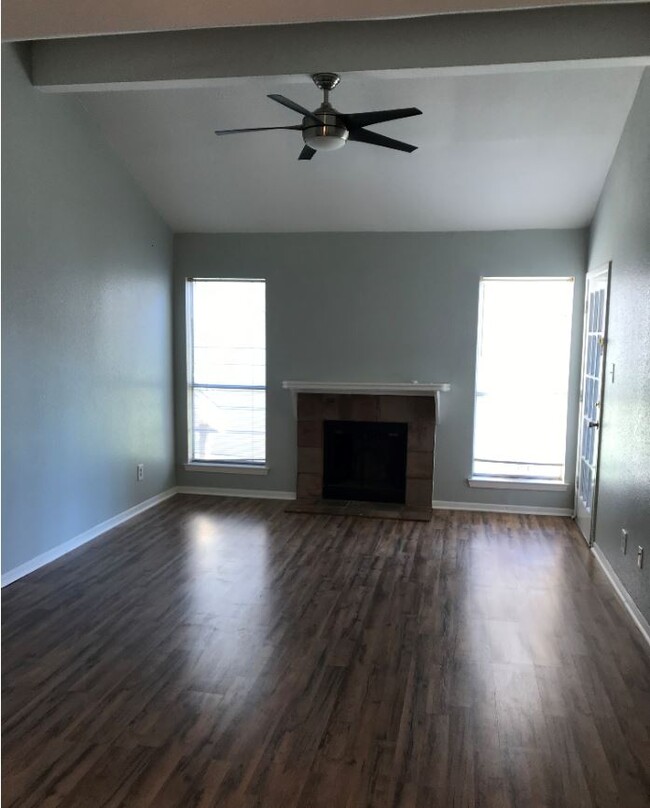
[187,279,266,465]
[472,277,574,481]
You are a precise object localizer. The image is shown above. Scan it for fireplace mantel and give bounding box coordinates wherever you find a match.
[282,381,451,423]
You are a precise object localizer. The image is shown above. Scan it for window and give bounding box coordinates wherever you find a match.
[472,277,574,483]
[187,279,265,466]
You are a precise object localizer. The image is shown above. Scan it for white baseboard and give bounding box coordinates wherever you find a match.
[179,488,571,516]
[431,500,573,517]
[1,488,178,587]
[176,486,296,501]
[591,543,650,649]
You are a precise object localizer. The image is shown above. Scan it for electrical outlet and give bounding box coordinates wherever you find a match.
[137,463,144,482]
[621,529,628,554]
[637,546,644,570]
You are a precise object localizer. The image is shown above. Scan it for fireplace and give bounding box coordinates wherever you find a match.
[283,384,448,520]
[323,420,408,504]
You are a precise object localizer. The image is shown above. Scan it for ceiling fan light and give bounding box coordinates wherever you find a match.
[303,124,349,151]
[304,134,347,151]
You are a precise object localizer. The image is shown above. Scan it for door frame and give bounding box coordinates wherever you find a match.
[574,261,612,546]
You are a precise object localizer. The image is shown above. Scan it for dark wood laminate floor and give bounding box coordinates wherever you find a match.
[3,495,650,808]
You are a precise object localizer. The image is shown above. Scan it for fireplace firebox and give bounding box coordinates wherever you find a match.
[323,420,408,504]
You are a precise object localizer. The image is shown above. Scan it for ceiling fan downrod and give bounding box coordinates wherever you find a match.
[312,72,341,105]
[302,73,349,153]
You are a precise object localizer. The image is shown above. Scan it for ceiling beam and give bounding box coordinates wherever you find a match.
[32,5,650,93]
[3,0,636,42]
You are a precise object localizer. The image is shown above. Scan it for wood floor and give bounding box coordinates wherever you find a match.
[3,495,650,807]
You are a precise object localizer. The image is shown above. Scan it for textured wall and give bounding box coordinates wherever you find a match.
[589,70,650,622]
[174,229,586,511]
[1,45,175,575]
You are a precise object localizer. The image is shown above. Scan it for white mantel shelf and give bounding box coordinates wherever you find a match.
[282,381,450,396]
[282,381,451,422]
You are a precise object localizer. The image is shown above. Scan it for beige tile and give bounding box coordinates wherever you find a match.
[405,477,433,507]
[378,395,413,422]
[409,396,437,420]
[339,395,380,422]
[297,473,322,499]
[286,500,432,521]
[297,447,323,475]
[401,506,433,521]
[297,393,323,421]
[406,451,434,480]
[286,500,348,515]
[322,395,342,420]
[407,420,436,452]
[297,419,323,448]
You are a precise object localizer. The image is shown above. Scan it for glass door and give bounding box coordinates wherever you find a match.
[575,263,611,544]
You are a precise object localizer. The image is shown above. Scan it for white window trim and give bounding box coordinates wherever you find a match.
[184,462,269,475]
[467,476,570,492]
[186,277,267,467]
[470,276,575,486]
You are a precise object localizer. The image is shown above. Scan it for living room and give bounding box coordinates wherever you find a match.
[2,2,649,805]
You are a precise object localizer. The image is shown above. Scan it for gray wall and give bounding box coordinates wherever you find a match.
[174,230,586,510]
[589,70,650,622]
[1,44,175,575]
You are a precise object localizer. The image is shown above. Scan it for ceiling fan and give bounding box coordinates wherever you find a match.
[215,72,422,160]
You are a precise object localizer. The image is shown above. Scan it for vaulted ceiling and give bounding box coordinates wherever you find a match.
[11,1,650,233]
[77,66,643,232]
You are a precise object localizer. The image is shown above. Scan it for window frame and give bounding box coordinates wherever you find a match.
[468,276,574,491]
[185,277,268,473]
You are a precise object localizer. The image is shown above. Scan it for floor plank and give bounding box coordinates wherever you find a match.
[3,495,650,807]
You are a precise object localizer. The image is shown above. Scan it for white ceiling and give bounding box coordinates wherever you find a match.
[78,66,643,232]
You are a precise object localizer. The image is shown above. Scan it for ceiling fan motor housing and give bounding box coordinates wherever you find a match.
[302,107,349,151]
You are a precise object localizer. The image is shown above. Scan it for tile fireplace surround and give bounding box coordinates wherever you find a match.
[283,382,450,521]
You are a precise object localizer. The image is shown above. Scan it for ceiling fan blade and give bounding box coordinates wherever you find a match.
[298,145,316,160]
[347,128,418,153]
[215,125,303,136]
[342,107,422,130]
[268,94,323,124]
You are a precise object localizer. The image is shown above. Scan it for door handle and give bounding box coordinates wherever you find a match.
[588,421,599,429]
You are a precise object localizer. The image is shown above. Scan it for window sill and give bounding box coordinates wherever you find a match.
[184,463,269,475]
[467,477,570,492]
